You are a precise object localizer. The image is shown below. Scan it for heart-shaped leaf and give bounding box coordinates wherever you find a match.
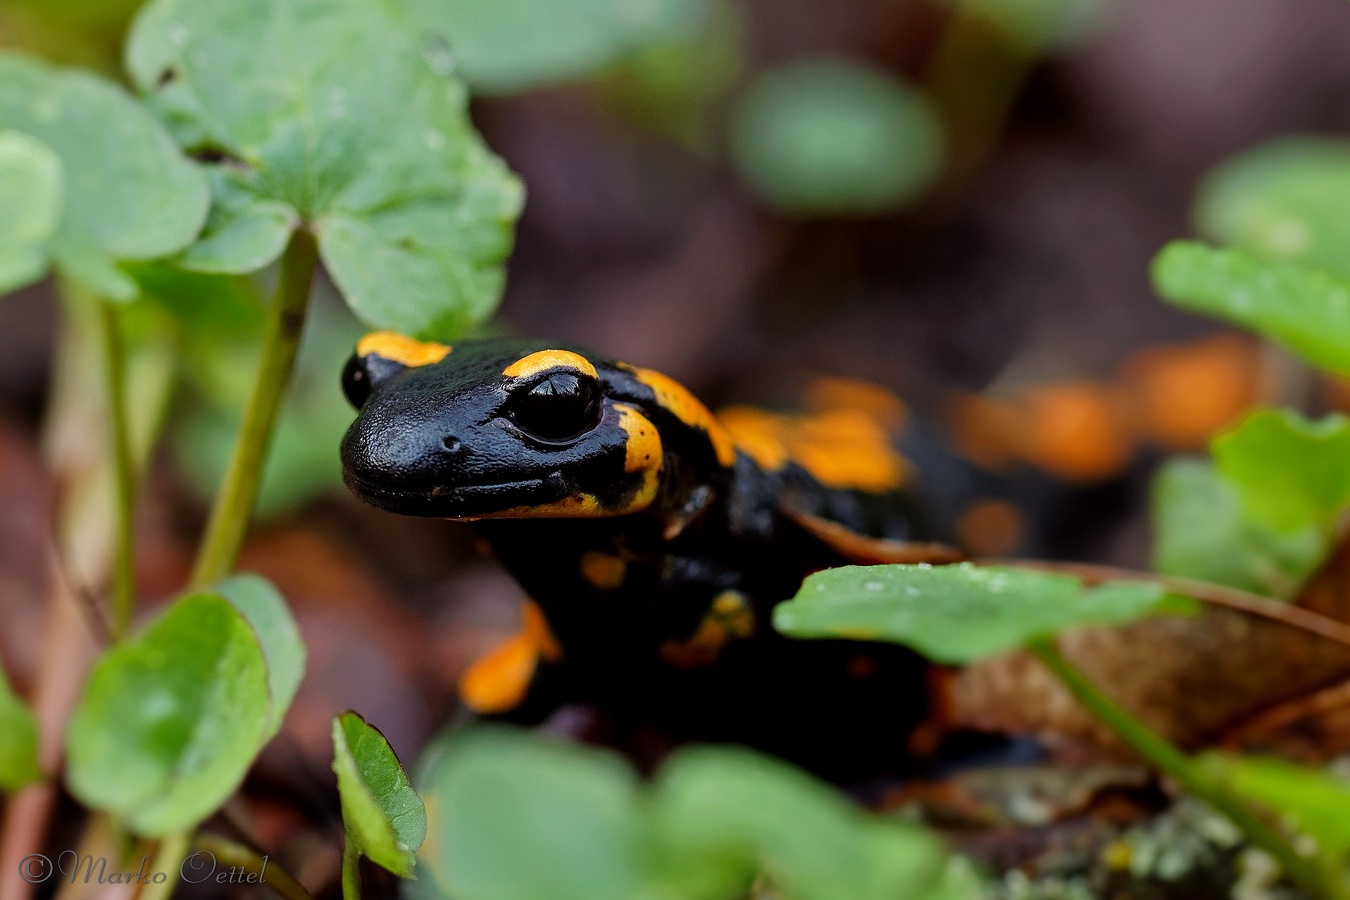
[774,563,1195,664]
[0,53,209,300]
[1212,409,1350,536]
[1151,458,1322,597]
[333,712,426,879]
[214,574,305,736]
[403,0,707,94]
[0,130,63,294]
[1196,137,1350,279]
[65,592,271,836]
[415,728,646,900]
[650,745,953,900]
[1152,241,1350,376]
[126,0,524,339]
[0,662,40,791]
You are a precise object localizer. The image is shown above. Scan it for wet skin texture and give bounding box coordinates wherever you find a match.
[341,333,936,780]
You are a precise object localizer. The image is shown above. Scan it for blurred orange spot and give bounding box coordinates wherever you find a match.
[1120,333,1258,450]
[718,404,911,492]
[803,376,909,430]
[952,382,1133,483]
[457,601,560,714]
[956,499,1025,556]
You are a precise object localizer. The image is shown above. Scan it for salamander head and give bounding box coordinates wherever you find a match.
[340,332,663,519]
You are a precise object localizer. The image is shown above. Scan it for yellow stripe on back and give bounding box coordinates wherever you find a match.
[356,331,452,367]
[503,350,598,380]
[629,366,737,468]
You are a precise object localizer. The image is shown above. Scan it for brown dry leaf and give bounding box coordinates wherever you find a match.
[950,546,1350,754]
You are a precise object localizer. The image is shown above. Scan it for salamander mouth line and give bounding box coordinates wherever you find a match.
[343,473,548,505]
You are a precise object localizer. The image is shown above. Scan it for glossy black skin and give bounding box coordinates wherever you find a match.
[341,338,933,780]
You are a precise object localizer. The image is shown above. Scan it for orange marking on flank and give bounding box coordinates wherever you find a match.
[718,404,910,492]
[630,366,738,467]
[458,600,560,714]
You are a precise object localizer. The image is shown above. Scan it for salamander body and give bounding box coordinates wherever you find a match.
[340,331,953,778]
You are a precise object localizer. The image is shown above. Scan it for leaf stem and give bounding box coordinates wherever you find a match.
[190,230,318,587]
[341,841,362,900]
[138,831,190,900]
[97,300,136,638]
[1029,637,1349,900]
[193,832,315,900]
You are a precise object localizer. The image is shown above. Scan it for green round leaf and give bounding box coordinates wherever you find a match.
[0,130,63,294]
[0,663,41,792]
[773,563,1195,664]
[416,728,646,900]
[65,593,271,836]
[403,0,708,94]
[1196,137,1350,278]
[1212,409,1350,536]
[1197,754,1350,862]
[1150,458,1322,597]
[730,57,943,215]
[651,745,952,900]
[333,712,426,879]
[214,573,306,737]
[0,53,209,300]
[1151,241,1350,376]
[126,0,524,339]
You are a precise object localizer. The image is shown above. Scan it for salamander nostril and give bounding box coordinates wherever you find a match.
[441,435,461,453]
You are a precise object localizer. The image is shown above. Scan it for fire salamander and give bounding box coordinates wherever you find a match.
[340,331,961,779]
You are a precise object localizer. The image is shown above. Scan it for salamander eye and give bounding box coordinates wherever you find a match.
[342,355,371,409]
[506,370,603,444]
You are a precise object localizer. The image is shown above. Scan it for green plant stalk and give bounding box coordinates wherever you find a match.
[138,831,190,900]
[97,300,136,638]
[1029,638,1349,900]
[341,841,361,900]
[190,229,319,587]
[193,833,315,900]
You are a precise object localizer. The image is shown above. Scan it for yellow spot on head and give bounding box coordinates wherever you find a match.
[630,366,737,467]
[356,331,451,367]
[503,349,598,381]
[579,551,626,591]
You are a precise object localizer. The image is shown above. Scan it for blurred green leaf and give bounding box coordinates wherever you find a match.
[774,563,1195,664]
[946,0,1109,52]
[415,728,646,900]
[0,53,209,299]
[1212,409,1350,536]
[333,712,426,879]
[404,0,708,94]
[126,0,523,338]
[651,746,952,900]
[66,592,272,836]
[0,662,40,791]
[0,130,63,294]
[215,573,306,737]
[1198,754,1350,861]
[1151,459,1322,597]
[597,0,743,154]
[730,57,943,215]
[1152,241,1350,376]
[1196,138,1350,278]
